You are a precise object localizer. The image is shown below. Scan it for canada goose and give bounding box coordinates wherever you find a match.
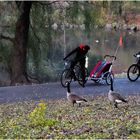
[108,78,127,108]
[66,82,87,107]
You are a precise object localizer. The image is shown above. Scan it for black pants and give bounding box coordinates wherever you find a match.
[70,58,86,83]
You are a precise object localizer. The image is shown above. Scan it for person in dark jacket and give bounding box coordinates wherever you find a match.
[63,44,90,87]
[137,51,140,55]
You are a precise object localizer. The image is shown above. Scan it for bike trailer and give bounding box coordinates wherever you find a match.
[90,60,112,78]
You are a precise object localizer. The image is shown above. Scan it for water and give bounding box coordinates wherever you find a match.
[0,28,140,84]
[63,29,140,74]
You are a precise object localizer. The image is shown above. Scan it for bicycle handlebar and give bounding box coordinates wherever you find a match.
[104,55,116,60]
[133,54,136,57]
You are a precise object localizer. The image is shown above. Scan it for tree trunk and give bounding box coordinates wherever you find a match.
[11,1,32,85]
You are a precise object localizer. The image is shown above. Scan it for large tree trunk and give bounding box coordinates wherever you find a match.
[11,1,32,85]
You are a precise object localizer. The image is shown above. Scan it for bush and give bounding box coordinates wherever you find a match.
[28,100,58,127]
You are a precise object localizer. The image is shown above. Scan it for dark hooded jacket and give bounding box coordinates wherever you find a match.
[63,45,90,61]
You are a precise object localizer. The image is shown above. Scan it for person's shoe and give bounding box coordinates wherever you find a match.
[74,77,77,81]
[82,84,85,87]
[82,81,86,87]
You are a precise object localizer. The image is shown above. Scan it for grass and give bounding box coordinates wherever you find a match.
[0,95,140,139]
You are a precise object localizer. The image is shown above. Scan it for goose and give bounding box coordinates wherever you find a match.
[108,78,127,108]
[66,82,87,107]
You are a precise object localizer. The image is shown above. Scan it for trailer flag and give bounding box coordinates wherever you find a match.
[119,36,123,47]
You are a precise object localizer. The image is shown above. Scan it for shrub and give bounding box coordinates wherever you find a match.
[28,100,58,127]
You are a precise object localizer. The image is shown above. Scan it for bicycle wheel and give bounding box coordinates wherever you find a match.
[60,69,72,87]
[78,68,89,86]
[127,64,139,82]
[106,72,114,85]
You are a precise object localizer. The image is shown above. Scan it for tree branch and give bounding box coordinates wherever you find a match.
[0,34,14,43]
[0,25,11,28]
[30,23,45,44]
[37,1,59,6]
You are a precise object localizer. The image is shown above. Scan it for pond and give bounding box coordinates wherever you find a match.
[62,28,140,74]
[0,28,140,84]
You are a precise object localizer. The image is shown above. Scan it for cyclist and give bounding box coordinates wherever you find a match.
[136,51,140,55]
[63,44,90,87]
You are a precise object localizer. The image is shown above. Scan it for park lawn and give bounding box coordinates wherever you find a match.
[0,95,140,139]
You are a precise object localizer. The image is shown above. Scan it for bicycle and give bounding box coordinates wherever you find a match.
[127,53,140,82]
[60,59,88,88]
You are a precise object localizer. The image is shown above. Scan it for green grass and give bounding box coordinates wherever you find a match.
[0,95,140,139]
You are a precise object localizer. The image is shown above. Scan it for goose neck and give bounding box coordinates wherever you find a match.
[110,79,114,91]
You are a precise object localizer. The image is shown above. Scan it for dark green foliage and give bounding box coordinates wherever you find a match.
[67,1,79,22]
[45,4,53,59]
[83,2,92,33]
[0,43,12,73]
[110,1,123,16]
